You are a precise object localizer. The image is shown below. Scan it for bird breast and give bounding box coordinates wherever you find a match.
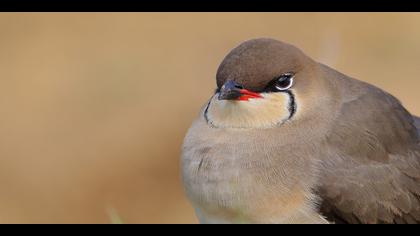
[181,116,327,223]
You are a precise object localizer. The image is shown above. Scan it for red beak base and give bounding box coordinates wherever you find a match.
[238,89,263,101]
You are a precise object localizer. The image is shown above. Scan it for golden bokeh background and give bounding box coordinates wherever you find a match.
[0,13,419,223]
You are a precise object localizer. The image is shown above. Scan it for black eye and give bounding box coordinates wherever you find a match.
[274,73,294,91]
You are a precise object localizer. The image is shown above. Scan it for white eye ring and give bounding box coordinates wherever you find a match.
[275,77,294,91]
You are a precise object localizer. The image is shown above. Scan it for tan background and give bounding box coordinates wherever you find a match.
[0,13,419,223]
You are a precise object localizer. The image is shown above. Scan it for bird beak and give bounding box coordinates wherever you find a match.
[218,80,262,101]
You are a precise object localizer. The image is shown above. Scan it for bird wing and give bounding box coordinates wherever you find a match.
[317,78,420,224]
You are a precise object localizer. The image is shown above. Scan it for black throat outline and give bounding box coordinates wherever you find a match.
[204,90,297,128]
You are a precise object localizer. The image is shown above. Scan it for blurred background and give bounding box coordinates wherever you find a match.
[0,13,419,223]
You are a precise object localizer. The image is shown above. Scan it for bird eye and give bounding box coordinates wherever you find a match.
[274,73,294,91]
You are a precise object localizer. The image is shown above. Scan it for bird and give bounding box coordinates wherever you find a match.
[181,38,420,224]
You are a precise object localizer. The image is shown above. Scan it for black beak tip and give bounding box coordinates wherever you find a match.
[218,91,241,100]
[218,80,243,100]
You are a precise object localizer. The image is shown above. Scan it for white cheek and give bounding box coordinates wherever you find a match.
[206,93,291,129]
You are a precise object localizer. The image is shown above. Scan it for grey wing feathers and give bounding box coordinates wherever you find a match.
[318,78,420,224]
[414,116,420,138]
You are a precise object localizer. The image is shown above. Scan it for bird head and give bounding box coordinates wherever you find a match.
[206,38,333,129]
